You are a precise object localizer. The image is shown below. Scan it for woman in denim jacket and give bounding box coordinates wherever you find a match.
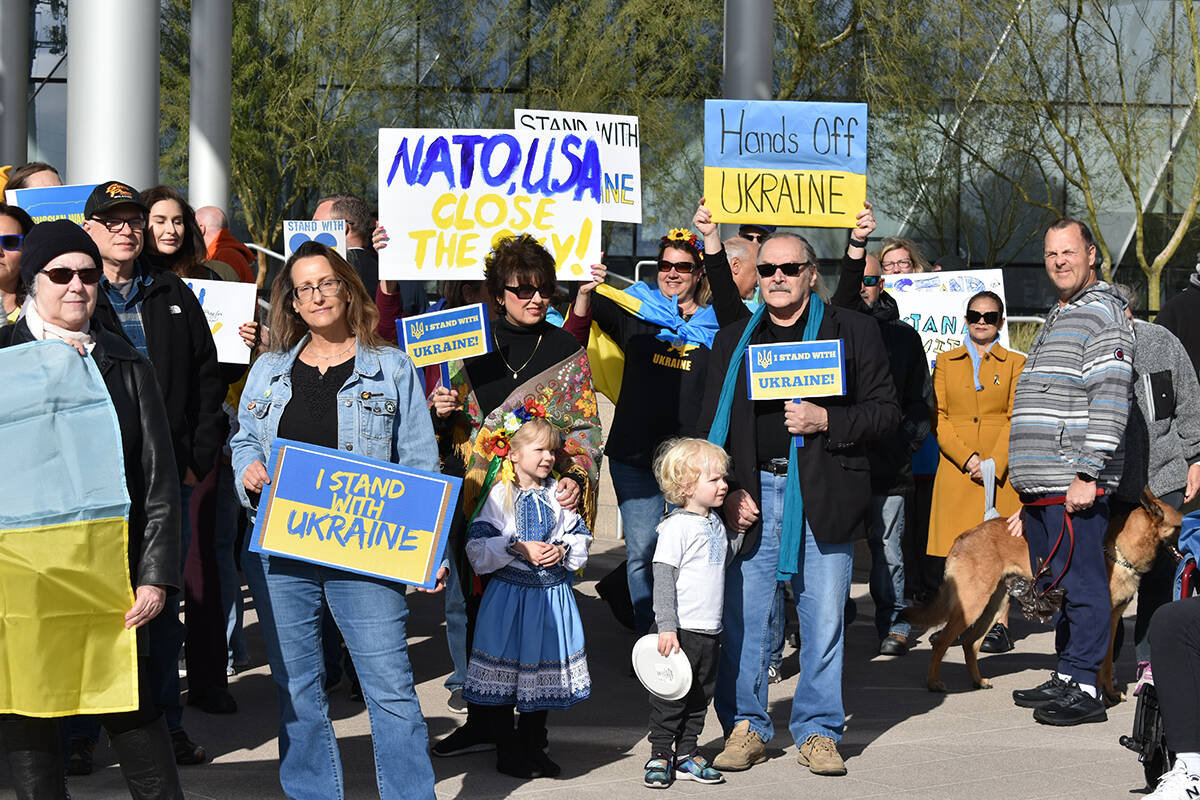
[231,241,443,800]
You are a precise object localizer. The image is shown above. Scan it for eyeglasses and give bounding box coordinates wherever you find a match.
[41,266,102,285]
[862,275,881,287]
[0,234,23,251]
[966,309,1001,325]
[881,258,913,273]
[658,260,697,274]
[756,261,815,278]
[293,278,344,302]
[504,284,554,300]
[90,216,147,233]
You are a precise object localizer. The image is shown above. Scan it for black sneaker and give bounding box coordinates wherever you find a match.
[1012,672,1069,708]
[431,722,496,757]
[979,623,1015,653]
[1032,681,1107,726]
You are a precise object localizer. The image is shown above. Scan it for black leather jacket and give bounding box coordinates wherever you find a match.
[0,320,181,593]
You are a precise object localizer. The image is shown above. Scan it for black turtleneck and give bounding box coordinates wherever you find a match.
[465,316,582,415]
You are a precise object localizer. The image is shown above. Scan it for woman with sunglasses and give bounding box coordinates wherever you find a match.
[928,290,1026,651]
[428,234,602,778]
[0,220,186,800]
[229,241,444,800]
[565,228,717,636]
[0,202,34,323]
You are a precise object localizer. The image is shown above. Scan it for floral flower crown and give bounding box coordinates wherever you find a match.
[475,396,551,460]
[660,227,703,257]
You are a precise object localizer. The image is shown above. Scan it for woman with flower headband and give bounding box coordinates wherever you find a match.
[568,227,718,636]
[429,233,603,775]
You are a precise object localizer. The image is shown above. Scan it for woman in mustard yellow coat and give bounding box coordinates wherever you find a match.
[928,290,1026,649]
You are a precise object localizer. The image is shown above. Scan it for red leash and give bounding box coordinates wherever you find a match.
[1023,488,1105,593]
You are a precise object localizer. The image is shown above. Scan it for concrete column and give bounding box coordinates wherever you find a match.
[66,0,160,188]
[188,0,232,212]
[723,0,774,100]
[0,0,30,167]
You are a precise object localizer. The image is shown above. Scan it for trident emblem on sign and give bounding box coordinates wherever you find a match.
[756,350,774,368]
[410,322,426,339]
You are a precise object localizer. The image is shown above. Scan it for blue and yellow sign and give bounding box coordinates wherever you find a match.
[4,183,99,225]
[399,302,492,368]
[703,99,867,228]
[745,339,846,401]
[249,439,461,589]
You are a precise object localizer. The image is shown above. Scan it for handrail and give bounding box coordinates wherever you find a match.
[246,242,285,263]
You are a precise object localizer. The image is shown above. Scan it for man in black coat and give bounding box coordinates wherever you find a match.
[1156,255,1200,379]
[699,232,899,778]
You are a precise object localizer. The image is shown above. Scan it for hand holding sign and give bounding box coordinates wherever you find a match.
[784,400,830,436]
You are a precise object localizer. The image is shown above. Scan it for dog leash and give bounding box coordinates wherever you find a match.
[1023,488,1106,593]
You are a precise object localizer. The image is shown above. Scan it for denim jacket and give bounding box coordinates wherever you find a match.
[231,337,440,515]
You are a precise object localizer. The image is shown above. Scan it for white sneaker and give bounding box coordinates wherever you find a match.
[1148,762,1200,799]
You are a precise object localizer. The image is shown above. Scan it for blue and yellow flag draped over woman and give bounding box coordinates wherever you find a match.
[0,341,138,716]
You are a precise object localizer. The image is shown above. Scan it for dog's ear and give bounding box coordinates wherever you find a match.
[1140,487,1165,522]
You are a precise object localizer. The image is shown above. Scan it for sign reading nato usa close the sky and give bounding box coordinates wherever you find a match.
[703,100,867,229]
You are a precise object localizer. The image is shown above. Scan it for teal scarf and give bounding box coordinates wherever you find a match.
[707,294,826,581]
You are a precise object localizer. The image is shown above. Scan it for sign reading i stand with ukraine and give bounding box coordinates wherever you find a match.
[399,302,492,368]
[745,340,847,401]
[249,439,461,589]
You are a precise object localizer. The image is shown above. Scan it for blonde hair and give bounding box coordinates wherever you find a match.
[503,418,563,511]
[877,237,932,273]
[653,438,730,506]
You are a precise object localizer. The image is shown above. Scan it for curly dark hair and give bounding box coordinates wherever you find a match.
[483,233,557,306]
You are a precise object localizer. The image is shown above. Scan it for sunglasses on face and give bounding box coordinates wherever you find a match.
[41,267,102,285]
[0,234,23,251]
[862,275,882,287]
[504,284,554,300]
[658,260,697,274]
[966,309,1001,325]
[756,261,814,278]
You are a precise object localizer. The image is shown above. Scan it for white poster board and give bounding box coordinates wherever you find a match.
[885,269,1009,369]
[284,219,347,259]
[514,109,642,224]
[184,279,258,365]
[377,128,603,281]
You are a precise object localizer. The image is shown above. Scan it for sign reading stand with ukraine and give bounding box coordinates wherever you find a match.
[745,340,847,401]
[703,99,867,228]
[250,439,461,589]
[399,302,492,368]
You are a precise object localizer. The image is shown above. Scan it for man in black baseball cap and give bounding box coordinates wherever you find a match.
[83,180,150,219]
[738,223,776,243]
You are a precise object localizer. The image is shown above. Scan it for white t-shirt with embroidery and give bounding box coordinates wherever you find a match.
[652,509,732,632]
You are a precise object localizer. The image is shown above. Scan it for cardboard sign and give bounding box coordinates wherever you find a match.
[284,219,347,258]
[703,99,867,228]
[4,183,98,225]
[885,269,1009,369]
[250,439,461,589]
[398,302,492,368]
[377,128,603,281]
[746,339,846,400]
[184,278,258,365]
[514,109,642,223]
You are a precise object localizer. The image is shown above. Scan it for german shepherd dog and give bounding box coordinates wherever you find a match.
[903,488,1182,700]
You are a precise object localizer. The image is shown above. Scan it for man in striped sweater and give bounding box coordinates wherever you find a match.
[1008,217,1135,727]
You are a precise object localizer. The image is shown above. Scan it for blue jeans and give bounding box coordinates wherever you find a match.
[149,481,193,732]
[715,471,854,744]
[866,494,910,640]
[609,459,666,635]
[247,537,435,800]
[443,558,468,692]
[767,582,785,670]
[214,463,248,669]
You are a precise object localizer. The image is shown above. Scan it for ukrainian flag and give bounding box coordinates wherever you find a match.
[0,341,138,716]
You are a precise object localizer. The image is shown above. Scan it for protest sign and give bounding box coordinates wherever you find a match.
[703,99,867,228]
[4,183,98,225]
[184,278,258,365]
[377,128,603,281]
[399,302,492,368]
[745,340,846,401]
[250,439,461,589]
[514,109,641,223]
[284,219,347,258]
[0,341,137,716]
[885,269,1009,370]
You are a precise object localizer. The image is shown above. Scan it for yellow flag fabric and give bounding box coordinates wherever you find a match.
[584,283,643,404]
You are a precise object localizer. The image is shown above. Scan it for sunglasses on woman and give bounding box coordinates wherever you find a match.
[966,309,1001,325]
[658,260,697,274]
[504,284,554,300]
[756,261,815,278]
[41,267,102,285]
[1,234,23,251]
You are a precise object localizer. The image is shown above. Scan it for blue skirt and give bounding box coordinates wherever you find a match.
[463,574,591,711]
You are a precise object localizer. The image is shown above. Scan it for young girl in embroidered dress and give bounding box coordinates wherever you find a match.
[463,415,592,779]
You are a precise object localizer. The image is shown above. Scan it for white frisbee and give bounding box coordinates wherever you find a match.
[632,634,693,701]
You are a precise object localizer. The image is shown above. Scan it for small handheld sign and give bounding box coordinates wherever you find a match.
[398,302,493,386]
[746,339,846,447]
[283,219,347,258]
[249,439,461,589]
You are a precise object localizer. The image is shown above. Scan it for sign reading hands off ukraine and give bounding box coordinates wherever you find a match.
[250,439,461,589]
[377,128,603,281]
[703,99,867,228]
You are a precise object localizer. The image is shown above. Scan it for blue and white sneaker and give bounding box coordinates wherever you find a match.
[644,754,673,789]
[675,751,725,784]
